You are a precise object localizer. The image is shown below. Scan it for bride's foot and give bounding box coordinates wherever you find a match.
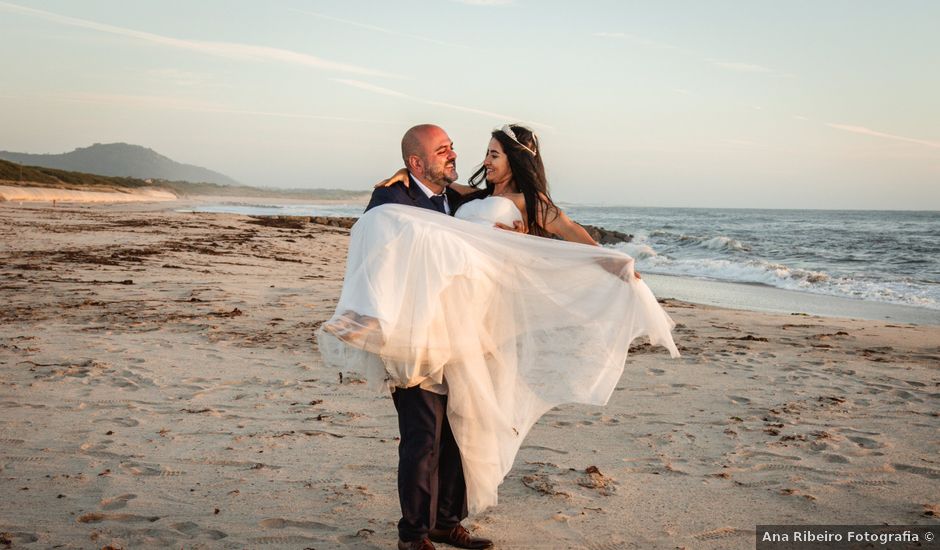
[323,312,385,349]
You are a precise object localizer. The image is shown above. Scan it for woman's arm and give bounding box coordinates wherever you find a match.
[538,200,598,246]
[538,197,642,279]
[375,168,477,196]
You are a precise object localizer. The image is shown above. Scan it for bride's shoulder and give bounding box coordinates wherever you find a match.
[499,192,527,211]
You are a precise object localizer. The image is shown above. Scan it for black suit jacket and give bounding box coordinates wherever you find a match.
[365,176,465,215]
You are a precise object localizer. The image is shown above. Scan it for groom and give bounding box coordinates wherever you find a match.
[365,124,494,550]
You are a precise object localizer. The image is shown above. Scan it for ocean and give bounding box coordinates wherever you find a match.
[187,202,940,323]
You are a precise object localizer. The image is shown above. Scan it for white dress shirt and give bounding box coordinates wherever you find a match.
[409,172,451,215]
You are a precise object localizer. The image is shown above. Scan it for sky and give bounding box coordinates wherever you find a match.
[1,0,938,209]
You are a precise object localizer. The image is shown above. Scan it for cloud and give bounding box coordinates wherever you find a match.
[145,68,220,89]
[827,123,940,149]
[0,1,401,79]
[592,32,684,51]
[594,30,791,77]
[52,92,398,124]
[720,138,759,146]
[331,79,552,129]
[290,8,471,49]
[708,60,774,73]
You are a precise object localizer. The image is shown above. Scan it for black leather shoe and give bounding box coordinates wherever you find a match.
[398,537,435,550]
[428,525,493,549]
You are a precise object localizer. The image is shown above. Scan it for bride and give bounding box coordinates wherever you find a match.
[317,124,679,515]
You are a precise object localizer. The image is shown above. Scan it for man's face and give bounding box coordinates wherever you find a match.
[419,127,458,186]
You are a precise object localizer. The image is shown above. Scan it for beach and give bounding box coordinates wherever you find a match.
[1,201,938,549]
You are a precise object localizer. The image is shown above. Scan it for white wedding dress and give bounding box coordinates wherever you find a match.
[317,196,679,513]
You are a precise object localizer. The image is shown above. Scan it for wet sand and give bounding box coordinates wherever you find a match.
[1,202,938,549]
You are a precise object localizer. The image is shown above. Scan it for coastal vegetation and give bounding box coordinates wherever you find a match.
[0,159,369,200]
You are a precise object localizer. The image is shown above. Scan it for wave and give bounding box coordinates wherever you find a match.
[612,242,939,310]
[650,230,750,252]
[699,235,750,252]
[617,242,658,260]
[219,201,285,209]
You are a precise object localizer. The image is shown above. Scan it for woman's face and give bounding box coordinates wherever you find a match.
[483,137,512,187]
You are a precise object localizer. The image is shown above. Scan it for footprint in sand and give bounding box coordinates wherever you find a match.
[837,478,898,487]
[553,420,595,427]
[691,527,752,541]
[893,463,940,479]
[258,518,337,531]
[77,512,160,524]
[170,521,228,540]
[304,477,342,486]
[734,479,780,488]
[753,463,815,472]
[92,416,139,427]
[249,535,322,546]
[847,436,887,450]
[0,532,39,545]
[99,493,137,510]
[520,445,570,455]
[889,389,923,403]
[120,461,185,477]
[337,529,383,546]
[586,541,632,550]
[822,454,851,464]
[79,440,128,460]
[1,455,47,463]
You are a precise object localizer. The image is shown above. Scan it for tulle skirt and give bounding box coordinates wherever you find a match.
[317,204,679,513]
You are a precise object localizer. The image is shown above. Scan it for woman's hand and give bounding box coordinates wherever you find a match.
[597,256,641,282]
[494,220,527,234]
[375,168,409,188]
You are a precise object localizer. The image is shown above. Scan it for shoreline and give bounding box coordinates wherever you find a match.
[5,196,937,325]
[1,201,938,549]
[642,273,940,326]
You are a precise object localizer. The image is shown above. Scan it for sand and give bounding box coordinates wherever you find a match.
[1,201,937,549]
[0,185,177,203]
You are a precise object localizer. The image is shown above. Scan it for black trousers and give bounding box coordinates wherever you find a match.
[392,385,468,542]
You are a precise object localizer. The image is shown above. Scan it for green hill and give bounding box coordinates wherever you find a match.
[0,158,158,191]
[0,159,368,200]
[0,143,240,185]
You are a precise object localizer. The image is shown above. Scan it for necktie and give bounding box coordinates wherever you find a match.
[429,194,447,213]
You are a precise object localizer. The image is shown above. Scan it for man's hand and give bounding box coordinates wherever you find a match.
[494,220,527,234]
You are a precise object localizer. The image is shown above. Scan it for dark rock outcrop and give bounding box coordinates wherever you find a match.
[249,215,627,243]
[581,224,632,245]
[311,216,357,229]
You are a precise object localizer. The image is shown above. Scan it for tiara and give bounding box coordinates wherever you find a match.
[500,124,537,156]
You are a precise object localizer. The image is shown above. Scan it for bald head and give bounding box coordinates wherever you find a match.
[401,124,442,164]
[400,124,458,190]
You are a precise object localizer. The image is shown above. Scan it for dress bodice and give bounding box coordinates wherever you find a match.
[454,195,523,227]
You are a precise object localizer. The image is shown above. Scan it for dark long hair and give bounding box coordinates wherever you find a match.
[468,125,558,237]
